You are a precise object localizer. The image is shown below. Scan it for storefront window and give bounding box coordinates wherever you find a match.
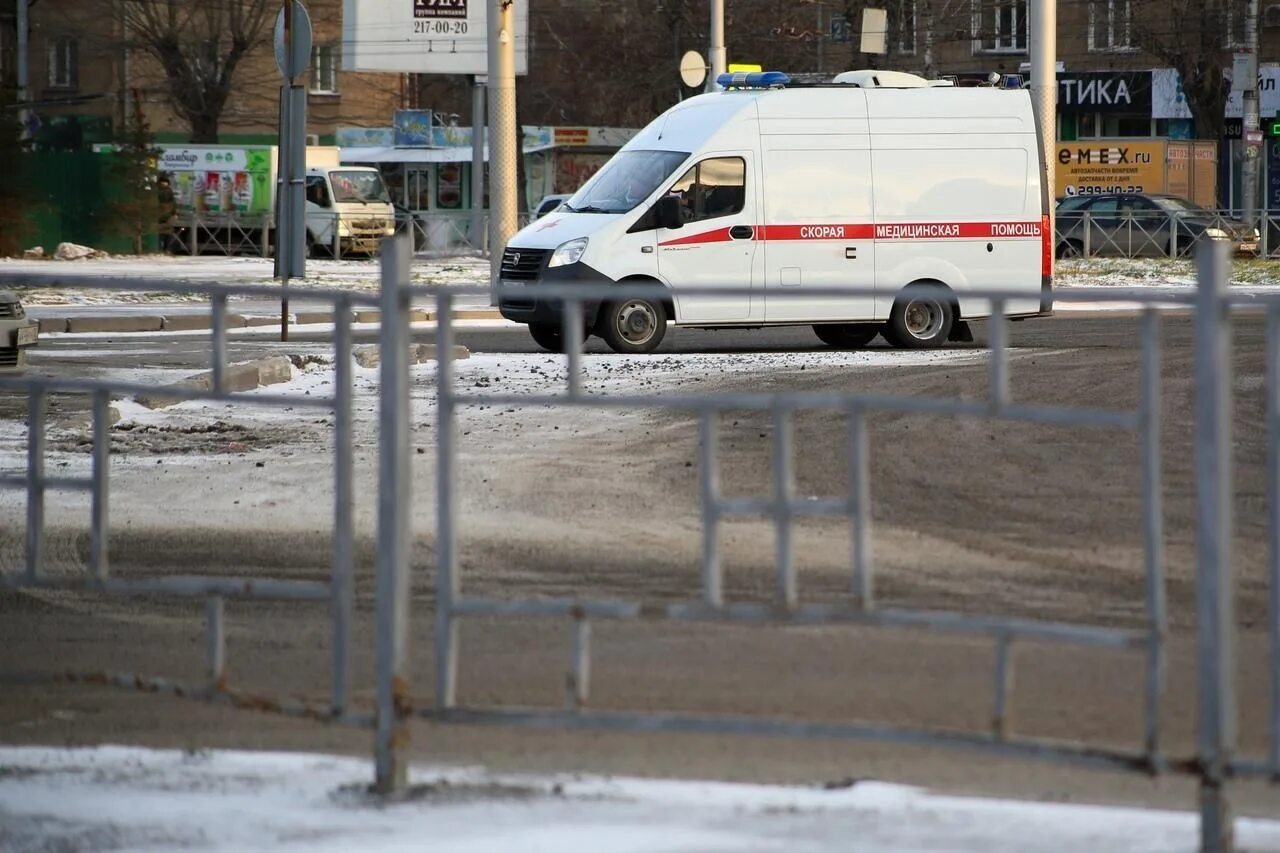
[437,163,463,209]
[381,163,406,209]
[1100,115,1152,137]
[1075,113,1154,139]
[408,168,432,211]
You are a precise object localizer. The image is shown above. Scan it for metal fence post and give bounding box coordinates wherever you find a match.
[1194,238,1237,853]
[374,233,413,794]
[331,297,354,718]
[435,290,460,709]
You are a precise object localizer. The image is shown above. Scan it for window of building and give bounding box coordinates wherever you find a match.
[310,44,339,94]
[1224,7,1248,48]
[0,25,15,86]
[1088,0,1133,51]
[973,0,1027,53]
[890,0,917,55]
[1075,112,1155,139]
[47,37,77,89]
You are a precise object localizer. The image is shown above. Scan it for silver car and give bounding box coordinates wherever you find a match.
[0,291,39,371]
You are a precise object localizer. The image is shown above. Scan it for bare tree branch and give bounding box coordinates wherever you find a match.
[121,0,274,142]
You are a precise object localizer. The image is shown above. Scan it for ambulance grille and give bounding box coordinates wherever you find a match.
[500,248,548,281]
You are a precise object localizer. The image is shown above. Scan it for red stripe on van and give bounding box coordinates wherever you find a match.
[658,227,735,247]
[657,221,1044,247]
[873,222,1043,240]
[763,224,876,240]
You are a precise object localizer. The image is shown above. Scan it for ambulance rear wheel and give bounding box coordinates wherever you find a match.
[813,323,878,349]
[599,297,667,354]
[885,286,954,349]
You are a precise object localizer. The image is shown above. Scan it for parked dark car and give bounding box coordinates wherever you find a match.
[0,291,38,371]
[533,193,570,218]
[1055,193,1259,258]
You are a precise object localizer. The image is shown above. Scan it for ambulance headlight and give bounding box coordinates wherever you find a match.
[548,237,588,268]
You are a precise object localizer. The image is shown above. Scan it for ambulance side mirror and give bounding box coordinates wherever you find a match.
[654,194,683,230]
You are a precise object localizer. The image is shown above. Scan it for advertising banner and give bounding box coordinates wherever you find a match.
[394,110,434,146]
[1055,141,1165,197]
[1156,66,1280,120]
[342,0,528,75]
[1056,71,1151,114]
[336,127,395,147]
[157,147,274,216]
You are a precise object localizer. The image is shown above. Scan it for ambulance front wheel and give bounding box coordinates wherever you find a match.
[528,321,588,353]
[884,285,954,349]
[598,297,668,354]
[813,323,879,349]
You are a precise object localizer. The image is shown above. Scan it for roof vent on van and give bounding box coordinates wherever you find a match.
[832,70,954,88]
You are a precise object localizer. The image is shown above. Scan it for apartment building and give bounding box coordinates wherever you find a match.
[4,0,406,147]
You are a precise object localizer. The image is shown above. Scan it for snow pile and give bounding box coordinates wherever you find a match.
[52,243,108,262]
[1,746,1278,853]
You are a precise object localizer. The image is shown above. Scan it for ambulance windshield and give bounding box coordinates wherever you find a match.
[564,150,689,214]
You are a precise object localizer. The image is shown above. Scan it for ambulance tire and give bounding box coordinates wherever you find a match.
[527,322,588,353]
[599,297,668,354]
[885,285,954,349]
[813,323,878,349]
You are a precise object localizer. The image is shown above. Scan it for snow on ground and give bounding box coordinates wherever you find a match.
[1,254,1278,308]
[93,347,995,439]
[0,255,491,306]
[1,746,1278,853]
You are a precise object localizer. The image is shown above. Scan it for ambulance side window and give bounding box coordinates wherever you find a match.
[669,157,745,225]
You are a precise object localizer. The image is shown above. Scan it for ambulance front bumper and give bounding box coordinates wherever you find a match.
[497,261,613,327]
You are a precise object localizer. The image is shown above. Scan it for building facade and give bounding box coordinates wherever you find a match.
[5,0,406,147]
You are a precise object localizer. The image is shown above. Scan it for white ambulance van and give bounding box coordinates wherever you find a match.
[498,69,1052,354]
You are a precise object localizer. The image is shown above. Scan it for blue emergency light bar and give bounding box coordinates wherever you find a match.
[716,71,790,89]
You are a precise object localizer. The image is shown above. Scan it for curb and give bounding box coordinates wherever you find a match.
[135,357,294,410]
[38,308,506,335]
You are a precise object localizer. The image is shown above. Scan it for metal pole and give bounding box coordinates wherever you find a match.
[707,0,726,91]
[332,299,354,718]
[1029,0,1057,234]
[470,76,486,255]
[25,389,44,583]
[374,234,413,794]
[435,291,459,709]
[89,391,111,580]
[16,0,30,138]
[1241,0,1261,230]
[280,0,293,342]
[487,0,519,297]
[206,596,225,692]
[1267,305,1280,780]
[816,2,824,74]
[1194,239,1237,853]
[1141,309,1167,768]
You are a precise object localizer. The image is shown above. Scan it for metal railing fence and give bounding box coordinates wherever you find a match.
[0,239,1276,852]
[0,274,379,723]
[1055,208,1280,260]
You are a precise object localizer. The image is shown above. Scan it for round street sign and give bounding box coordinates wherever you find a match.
[274,0,313,81]
[680,50,708,89]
